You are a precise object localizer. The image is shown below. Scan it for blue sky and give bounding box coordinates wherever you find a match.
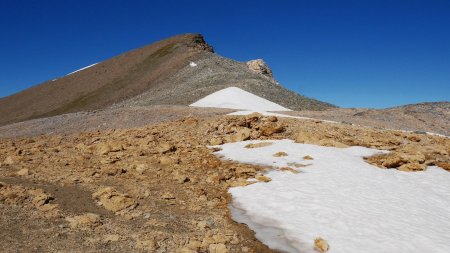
[0,0,449,108]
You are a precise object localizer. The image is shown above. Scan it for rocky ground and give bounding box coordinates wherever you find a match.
[0,106,232,139]
[1,113,449,252]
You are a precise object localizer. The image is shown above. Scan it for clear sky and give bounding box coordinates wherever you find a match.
[1,0,449,108]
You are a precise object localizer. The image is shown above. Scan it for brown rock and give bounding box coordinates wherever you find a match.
[208,243,228,253]
[246,59,273,78]
[135,239,158,250]
[260,122,284,136]
[398,163,427,172]
[256,175,271,182]
[314,237,329,252]
[101,167,125,176]
[3,156,14,165]
[209,137,224,146]
[103,234,120,242]
[263,116,278,122]
[436,162,450,171]
[92,187,136,213]
[95,144,112,155]
[280,167,300,174]
[172,171,190,183]
[157,143,176,154]
[95,142,124,155]
[175,247,196,253]
[224,128,251,143]
[135,164,149,174]
[161,192,176,200]
[16,168,29,176]
[245,112,263,122]
[273,152,288,157]
[244,142,273,148]
[159,156,179,165]
[187,239,202,250]
[66,213,101,229]
[303,155,314,160]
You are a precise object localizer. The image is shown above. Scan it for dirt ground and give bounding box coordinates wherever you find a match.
[1,113,449,252]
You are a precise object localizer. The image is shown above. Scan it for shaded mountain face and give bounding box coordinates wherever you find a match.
[0,33,334,126]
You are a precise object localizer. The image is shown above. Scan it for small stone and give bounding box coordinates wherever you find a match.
[314,237,329,252]
[273,152,288,157]
[157,143,176,154]
[244,142,273,148]
[92,187,136,213]
[161,192,175,200]
[225,128,251,143]
[66,213,101,229]
[135,239,158,250]
[241,246,249,252]
[280,167,300,174]
[95,144,112,155]
[103,234,120,242]
[159,156,178,165]
[187,239,202,250]
[256,175,271,182]
[16,168,29,176]
[208,243,228,253]
[436,162,450,171]
[260,122,284,136]
[209,138,223,146]
[135,164,148,174]
[3,156,14,165]
[197,220,209,230]
[264,116,278,122]
[173,171,190,183]
[303,155,314,160]
[398,163,427,172]
[175,247,196,253]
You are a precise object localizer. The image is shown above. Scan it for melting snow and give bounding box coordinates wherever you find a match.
[66,63,98,76]
[213,139,450,253]
[190,87,291,111]
[189,61,197,67]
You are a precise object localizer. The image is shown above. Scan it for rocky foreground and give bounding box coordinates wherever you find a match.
[1,113,449,252]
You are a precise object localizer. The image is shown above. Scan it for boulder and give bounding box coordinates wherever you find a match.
[66,213,101,229]
[92,187,136,213]
[314,237,329,252]
[246,59,273,78]
[259,122,284,136]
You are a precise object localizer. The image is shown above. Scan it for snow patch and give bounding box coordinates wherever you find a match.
[189,61,197,67]
[190,87,291,111]
[66,63,98,76]
[213,139,450,253]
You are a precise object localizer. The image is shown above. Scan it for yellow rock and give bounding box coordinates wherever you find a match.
[314,237,329,252]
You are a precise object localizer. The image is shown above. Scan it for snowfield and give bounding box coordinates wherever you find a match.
[212,139,450,253]
[190,87,291,111]
[66,63,98,76]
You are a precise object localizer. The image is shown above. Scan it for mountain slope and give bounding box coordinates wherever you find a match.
[0,33,334,126]
[284,101,450,136]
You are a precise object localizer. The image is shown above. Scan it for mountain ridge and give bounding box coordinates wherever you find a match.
[0,33,334,126]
